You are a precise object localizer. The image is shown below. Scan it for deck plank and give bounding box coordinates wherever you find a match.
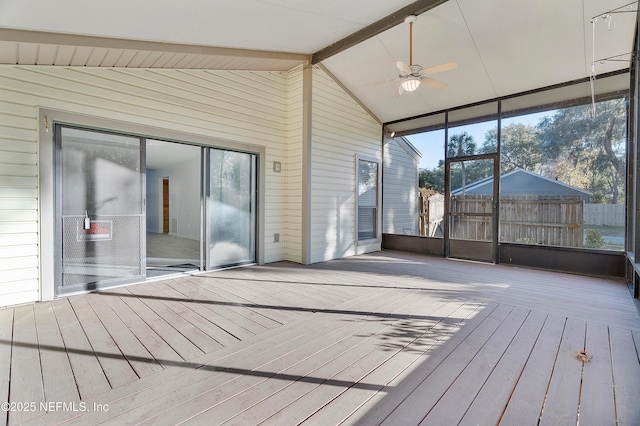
[180,278,293,328]
[0,308,13,426]
[280,302,482,426]
[375,304,514,425]
[538,318,585,426]
[68,296,139,388]
[100,291,184,366]
[50,299,111,400]
[123,289,425,425]
[208,297,461,425]
[123,285,223,353]
[578,322,616,426]
[11,252,640,426]
[103,314,384,425]
[47,287,406,426]
[499,314,566,426]
[32,303,79,404]
[157,283,282,335]
[8,305,45,425]
[159,280,260,341]
[419,307,531,425]
[610,327,640,426]
[83,293,163,377]
[347,303,501,426]
[458,310,548,426]
[115,287,205,360]
[177,279,274,334]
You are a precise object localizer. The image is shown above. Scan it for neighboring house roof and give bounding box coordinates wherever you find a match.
[451,169,592,202]
[384,136,422,162]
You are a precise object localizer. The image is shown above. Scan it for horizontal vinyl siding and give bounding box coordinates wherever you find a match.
[383,139,418,235]
[0,66,291,306]
[310,68,381,264]
[0,98,39,306]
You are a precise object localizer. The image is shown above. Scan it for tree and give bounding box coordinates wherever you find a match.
[419,166,444,192]
[448,132,476,192]
[483,123,544,173]
[537,99,626,203]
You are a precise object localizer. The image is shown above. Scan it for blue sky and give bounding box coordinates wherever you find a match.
[406,111,552,170]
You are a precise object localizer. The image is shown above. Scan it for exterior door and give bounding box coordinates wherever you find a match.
[445,154,499,262]
[56,126,145,294]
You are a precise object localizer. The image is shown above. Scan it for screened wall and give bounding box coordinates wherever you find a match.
[382,71,630,276]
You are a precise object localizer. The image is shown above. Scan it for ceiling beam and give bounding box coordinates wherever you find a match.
[311,0,449,64]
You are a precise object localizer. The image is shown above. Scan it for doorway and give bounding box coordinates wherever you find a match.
[55,124,259,294]
[445,153,499,262]
[145,140,202,277]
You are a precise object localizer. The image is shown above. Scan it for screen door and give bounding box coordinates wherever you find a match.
[56,126,144,293]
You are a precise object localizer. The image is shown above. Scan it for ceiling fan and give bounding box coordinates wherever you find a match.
[378,15,458,97]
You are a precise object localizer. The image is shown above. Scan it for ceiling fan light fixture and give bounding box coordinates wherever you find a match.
[401,77,420,92]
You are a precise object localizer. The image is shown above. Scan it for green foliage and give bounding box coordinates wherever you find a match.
[484,124,544,173]
[537,99,626,204]
[448,132,476,158]
[419,167,444,192]
[584,229,606,249]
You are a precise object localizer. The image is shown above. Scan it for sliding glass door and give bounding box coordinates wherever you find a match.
[55,125,259,294]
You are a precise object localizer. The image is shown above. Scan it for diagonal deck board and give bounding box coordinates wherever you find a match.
[50,299,111,400]
[2,251,638,426]
[67,296,139,388]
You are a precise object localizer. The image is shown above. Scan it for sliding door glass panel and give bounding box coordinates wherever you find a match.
[209,149,256,268]
[58,127,143,291]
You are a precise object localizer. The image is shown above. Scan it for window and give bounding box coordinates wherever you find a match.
[357,157,380,242]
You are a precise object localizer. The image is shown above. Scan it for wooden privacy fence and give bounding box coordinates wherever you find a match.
[419,192,444,237]
[448,195,585,247]
[498,195,584,247]
[584,203,624,226]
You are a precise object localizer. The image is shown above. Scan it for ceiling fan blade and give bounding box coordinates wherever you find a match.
[420,61,458,76]
[393,85,405,98]
[366,77,399,86]
[396,61,411,74]
[420,77,447,90]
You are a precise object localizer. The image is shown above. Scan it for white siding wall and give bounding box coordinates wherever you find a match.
[0,97,39,306]
[0,66,293,306]
[383,137,419,235]
[309,68,382,264]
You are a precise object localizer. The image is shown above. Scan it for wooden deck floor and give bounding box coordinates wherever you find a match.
[2,251,640,425]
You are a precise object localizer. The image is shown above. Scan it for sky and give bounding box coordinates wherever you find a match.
[406,111,552,170]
